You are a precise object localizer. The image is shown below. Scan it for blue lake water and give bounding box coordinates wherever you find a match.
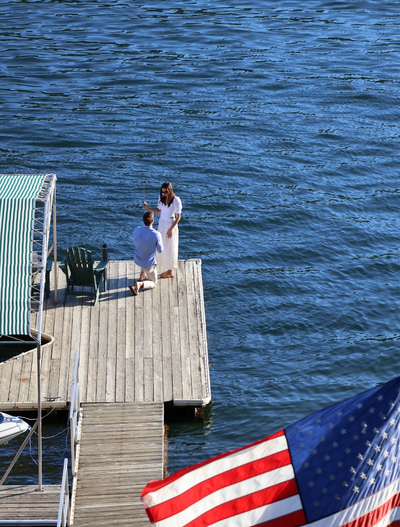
[1,0,400,484]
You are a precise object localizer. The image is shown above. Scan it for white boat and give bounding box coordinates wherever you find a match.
[0,412,30,445]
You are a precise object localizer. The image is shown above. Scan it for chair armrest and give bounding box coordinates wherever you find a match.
[94,260,109,273]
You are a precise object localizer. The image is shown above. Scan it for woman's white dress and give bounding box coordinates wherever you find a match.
[156,196,182,272]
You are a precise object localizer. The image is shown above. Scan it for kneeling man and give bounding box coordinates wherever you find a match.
[130,211,163,296]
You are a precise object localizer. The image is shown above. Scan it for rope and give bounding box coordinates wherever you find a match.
[16,380,74,423]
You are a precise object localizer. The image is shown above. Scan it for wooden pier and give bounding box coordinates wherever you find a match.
[0,259,210,525]
[72,403,164,527]
[0,485,61,525]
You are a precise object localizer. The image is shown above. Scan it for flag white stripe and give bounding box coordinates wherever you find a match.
[208,494,303,527]
[373,507,400,527]
[308,477,400,527]
[157,464,296,527]
[145,434,289,509]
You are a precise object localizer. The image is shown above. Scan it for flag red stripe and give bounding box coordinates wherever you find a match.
[142,430,286,496]
[341,493,400,527]
[252,509,306,527]
[146,449,292,523]
[183,478,299,527]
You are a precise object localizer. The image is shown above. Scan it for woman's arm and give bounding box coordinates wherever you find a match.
[167,213,181,238]
[143,201,161,214]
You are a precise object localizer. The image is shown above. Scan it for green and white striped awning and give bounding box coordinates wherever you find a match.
[0,175,46,336]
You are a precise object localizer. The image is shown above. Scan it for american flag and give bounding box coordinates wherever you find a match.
[142,377,400,527]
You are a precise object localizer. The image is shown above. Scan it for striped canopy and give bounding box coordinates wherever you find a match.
[0,175,46,336]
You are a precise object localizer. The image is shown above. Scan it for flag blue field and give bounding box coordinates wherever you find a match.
[142,378,400,527]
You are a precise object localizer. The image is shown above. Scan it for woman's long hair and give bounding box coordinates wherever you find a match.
[159,182,175,207]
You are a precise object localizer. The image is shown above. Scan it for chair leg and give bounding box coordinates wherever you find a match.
[94,288,100,306]
[103,269,107,292]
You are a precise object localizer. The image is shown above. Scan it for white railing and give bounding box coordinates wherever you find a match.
[57,458,70,527]
[69,349,80,479]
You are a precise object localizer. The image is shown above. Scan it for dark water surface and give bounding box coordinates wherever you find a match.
[1,0,400,484]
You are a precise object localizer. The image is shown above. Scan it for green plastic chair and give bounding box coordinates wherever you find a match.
[60,247,109,306]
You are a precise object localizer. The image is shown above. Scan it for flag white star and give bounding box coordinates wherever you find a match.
[367,459,374,466]
[350,467,356,474]
[382,432,388,439]
[374,446,381,453]
[360,473,367,480]
[357,454,363,461]
[353,486,360,493]
[353,435,359,441]
[369,408,375,414]
[341,429,347,435]
[309,481,314,487]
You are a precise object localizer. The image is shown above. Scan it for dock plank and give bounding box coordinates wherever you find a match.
[160,277,172,402]
[177,262,192,401]
[186,260,202,401]
[57,298,73,401]
[134,271,145,402]
[116,261,127,402]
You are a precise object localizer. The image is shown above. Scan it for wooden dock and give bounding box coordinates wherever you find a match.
[0,259,210,409]
[0,485,61,525]
[72,403,164,527]
[0,259,210,525]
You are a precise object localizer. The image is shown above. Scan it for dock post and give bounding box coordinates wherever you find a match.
[37,342,42,490]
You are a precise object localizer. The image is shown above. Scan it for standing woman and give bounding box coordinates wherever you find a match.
[143,182,182,278]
